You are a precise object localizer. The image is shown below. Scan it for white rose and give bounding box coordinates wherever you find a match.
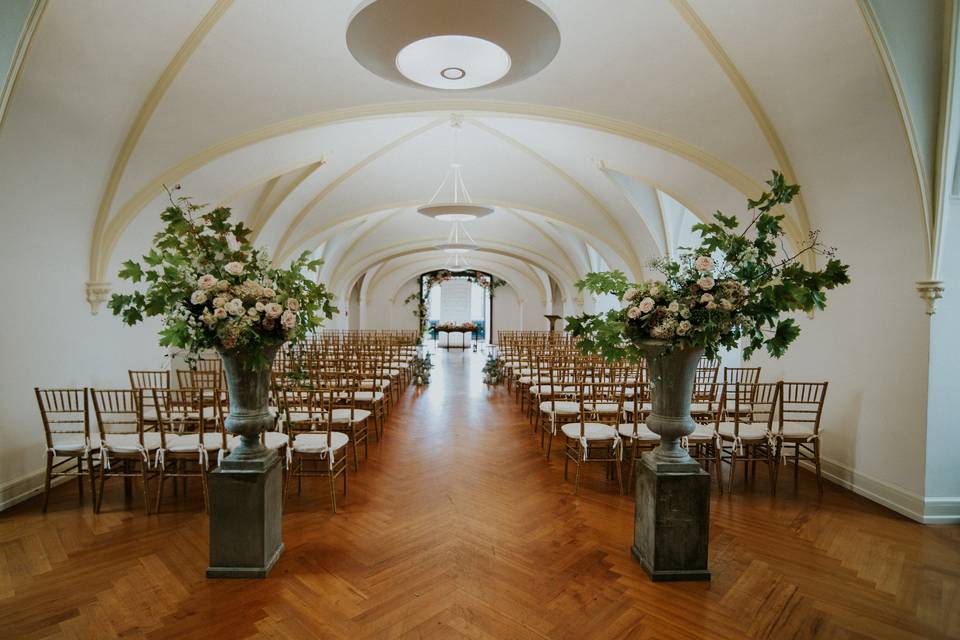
[224,261,244,276]
[706,301,718,311]
[264,302,283,319]
[677,320,692,336]
[700,293,714,304]
[680,307,691,319]
[280,310,296,329]
[213,308,227,320]
[286,298,300,312]
[623,288,639,302]
[225,298,244,316]
[190,290,207,305]
[627,306,642,319]
[263,288,276,298]
[212,296,226,308]
[255,301,265,312]
[648,283,660,296]
[697,276,715,291]
[247,307,259,319]
[197,274,218,290]
[667,301,679,313]
[695,255,714,272]
[638,297,656,313]
[217,279,230,291]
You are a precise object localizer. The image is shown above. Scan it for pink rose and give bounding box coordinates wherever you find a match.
[706,301,718,311]
[224,261,244,276]
[280,310,296,329]
[697,276,715,290]
[285,298,300,312]
[638,297,655,313]
[264,302,283,319]
[213,308,227,320]
[627,306,642,319]
[197,274,217,290]
[700,293,714,304]
[695,256,714,272]
[623,288,639,302]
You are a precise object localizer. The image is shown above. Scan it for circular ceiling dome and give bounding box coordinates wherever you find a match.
[347,0,560,91]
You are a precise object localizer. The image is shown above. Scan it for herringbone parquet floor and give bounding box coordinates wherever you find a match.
[2,350,959,639]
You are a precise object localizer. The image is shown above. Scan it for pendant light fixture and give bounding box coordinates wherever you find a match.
[418,118,493,222]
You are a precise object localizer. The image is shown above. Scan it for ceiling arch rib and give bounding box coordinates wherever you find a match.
[275,199,634,282]
[91,100,812,284]
[248,159,325,237]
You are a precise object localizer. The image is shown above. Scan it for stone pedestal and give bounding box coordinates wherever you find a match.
[207,451,284,578]
[631,452,711,582]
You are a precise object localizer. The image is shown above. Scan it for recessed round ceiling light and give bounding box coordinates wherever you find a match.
[396,35,511,90]
[347,0,560,91]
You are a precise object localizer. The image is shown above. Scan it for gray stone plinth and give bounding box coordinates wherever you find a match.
[631,451,711,582]
[207,450,284,579]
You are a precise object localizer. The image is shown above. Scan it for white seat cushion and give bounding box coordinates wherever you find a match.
[690,402,717,413]
[623,403,652,414]
[584,402,619,414]
[330,408,371,423]
[360,379,390,390]
[353,391,385,402]
[263,431,288,450]
[618,423,660,441]
[687,424,717,441]
[561,422,618,441]
[164,433,222,452]
[50,433,100,453]
[293,432,349,454]
[103,432,162,452]
[539,400,580,414]
[717,422,768,440]
[779,425,817,440]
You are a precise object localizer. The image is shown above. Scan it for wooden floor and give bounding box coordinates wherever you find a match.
[2,350,959,639]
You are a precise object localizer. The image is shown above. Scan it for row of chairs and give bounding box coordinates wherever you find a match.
[498,339,828,496]
[35,334,418,515]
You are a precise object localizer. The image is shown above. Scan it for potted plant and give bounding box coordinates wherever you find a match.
[565,171,850,464]
[109,187,336,461]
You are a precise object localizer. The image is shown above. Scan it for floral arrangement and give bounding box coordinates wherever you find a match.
[423,270,505,298]
[482,354,504,385]
[566,172,850,361]
[403,291,429,342]
[108,187,337,368]
[436,322,478,333]
[412,352,433,385]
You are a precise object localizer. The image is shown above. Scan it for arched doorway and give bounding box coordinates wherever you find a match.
[419,269,502,347]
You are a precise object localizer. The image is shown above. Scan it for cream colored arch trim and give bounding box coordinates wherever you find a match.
[0,0,47,135]
[670,0,812,250]
[377,256,543,305]
[495,207,580,277]
[276,198,635,278]
[856,0,934,267]
[321,208,402,271]
[274,117,448,256]
[92,99,802,283]
[89,0,233,279]
[249,159,325,237]
[465,117,645,278]
[333,241,576,305]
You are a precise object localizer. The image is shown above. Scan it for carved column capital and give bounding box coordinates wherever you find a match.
[85,281,112,315]
[917,280,945,315]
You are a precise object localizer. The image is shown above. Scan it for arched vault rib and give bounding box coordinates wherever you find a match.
[92,100,811,285]
[464,117,645,278]
[276,199,635,281]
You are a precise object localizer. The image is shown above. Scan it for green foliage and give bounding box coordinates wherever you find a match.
[108,186,337,369]
[411,352,433,385]
[482,354,504,385]
[565,170,850,361]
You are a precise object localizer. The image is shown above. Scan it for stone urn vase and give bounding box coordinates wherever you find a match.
[638,339,704,465]
[217,344,281,462]
[208,343,284,579]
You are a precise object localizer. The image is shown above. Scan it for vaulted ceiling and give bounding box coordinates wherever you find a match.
[0,0,932,308]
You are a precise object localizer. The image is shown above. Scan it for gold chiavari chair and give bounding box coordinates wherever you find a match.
[617,380,659,487]
[561,377,625,495]
[35,388,98,511]
[153,387,221,512]
[284,387,349,512]
[773,382,828,494]
[716,381,779,494]
[129,370,169,429]
[322,372,371,472]
[539,362,581,459]
[90,388,159,514]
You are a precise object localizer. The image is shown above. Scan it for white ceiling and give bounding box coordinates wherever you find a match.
[0,0,927,303]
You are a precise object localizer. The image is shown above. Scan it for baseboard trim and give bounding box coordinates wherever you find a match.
[801,458,960,524]
[0,468,72,512]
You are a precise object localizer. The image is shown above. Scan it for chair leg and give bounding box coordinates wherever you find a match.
[343,462,348,497]
[714,442,724,496]
[352,436,360,472]
[814,439,823,496]
[95,459,106,513]
[86,451,98,510]
[727,449,738,495]
[77,458,84,500]
[283,457,295,508]
[793,443,800,489]
[42,452,53,513]
[573,460,582,495]
[546,430,554,459]
[614,456,623,495]
[328,468,337,514]
[773,439,782,494]
[563,449,569,480]
[199,461,210,514]
[140,459,151,515]
[155,462,165,514]
[766,444,776,496]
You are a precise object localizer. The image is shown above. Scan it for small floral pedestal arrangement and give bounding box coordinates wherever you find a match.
[109,188,335,578]
[412,351,433,386]
[482,354,504,385]
[436,322,477,349]
[567,172,849,581]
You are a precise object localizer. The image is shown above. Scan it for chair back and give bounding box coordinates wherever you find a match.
[35,388,89,449]
[777,382,828,436]
[90,388,145,441]
[152,387,210,447]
